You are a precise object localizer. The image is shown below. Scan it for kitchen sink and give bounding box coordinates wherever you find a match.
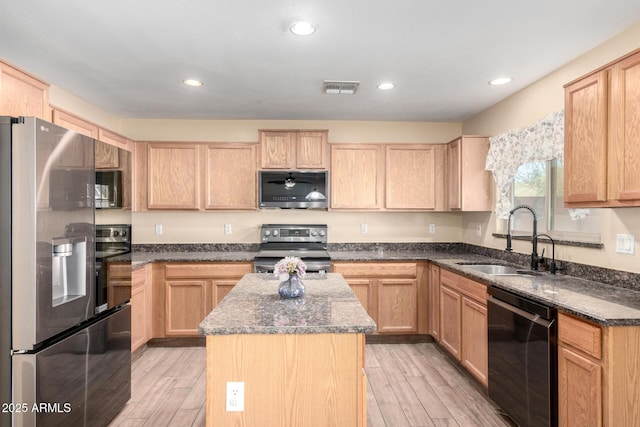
[456,263,541,276]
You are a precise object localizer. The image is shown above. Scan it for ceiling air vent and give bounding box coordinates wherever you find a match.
[323,80,360,95]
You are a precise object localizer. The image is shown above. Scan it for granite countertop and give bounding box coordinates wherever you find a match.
[131,251,256,269]
[433,257,640,327]
[199,273,377,335]
[130,245,640,326]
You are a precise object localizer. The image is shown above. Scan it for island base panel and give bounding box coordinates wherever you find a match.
[206,333,366,427]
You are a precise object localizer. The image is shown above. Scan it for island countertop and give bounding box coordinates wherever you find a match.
[199,273,376,335]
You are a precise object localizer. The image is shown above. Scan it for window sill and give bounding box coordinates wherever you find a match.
[491,233,604,250]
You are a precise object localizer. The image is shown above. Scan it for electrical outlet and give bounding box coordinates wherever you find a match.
[226,382,244,412]
[224,224,232,235]
[429,224,436,234]
[476,225,482,236]
[155,224,163,235]
[616,234,635,254]
[361,224,368,234]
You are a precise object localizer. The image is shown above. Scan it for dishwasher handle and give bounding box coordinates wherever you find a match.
[488,295,553,328]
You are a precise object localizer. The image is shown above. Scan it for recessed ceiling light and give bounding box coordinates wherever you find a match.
[183,79,203,87]
[489,77,512,86]
[377,82,396,90]
[290,21,316,36]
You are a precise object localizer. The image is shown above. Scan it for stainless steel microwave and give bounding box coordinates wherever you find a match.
[95,170,123,208]
[258,170,328,209]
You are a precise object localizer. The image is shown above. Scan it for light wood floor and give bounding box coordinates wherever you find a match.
[108,343,511,427]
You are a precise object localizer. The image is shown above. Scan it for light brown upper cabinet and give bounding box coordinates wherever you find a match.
[134,142,257,211]
[564,48,640,207]
[447,136,492,211]
[330,144,385,210]
[147,143,201,210]
[95,139,120,169]
[385,144,446,210]
[52,109,99,138]
[204,144,257,210]
[98,128,132,152]
[0,60,49,120]
[259,130,328,169]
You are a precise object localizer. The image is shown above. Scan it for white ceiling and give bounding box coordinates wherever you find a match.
[2,1,640,121]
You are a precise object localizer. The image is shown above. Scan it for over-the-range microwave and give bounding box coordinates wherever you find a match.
[258,170,328,209]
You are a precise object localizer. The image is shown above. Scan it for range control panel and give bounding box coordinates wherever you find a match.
[261,224,327,244]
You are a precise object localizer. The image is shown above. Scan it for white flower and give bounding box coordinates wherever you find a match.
[273,256,307,280]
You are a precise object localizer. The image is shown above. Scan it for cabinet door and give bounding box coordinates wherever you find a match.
[346,278,373,320]
[564,70,608,204]
[296,131,328,169]
[98,128,132,151]
[439,285,461,360]
[377,278,418,333]
[52,109,99,138]
[461,297,488,386]
[385,145,437,210]
[331,144,384,209]
[165,279,209,336]
[130,285,146,352]
[147,143,200,209]
[211,279,236,309]
[204,144,257,210]
[428,264,440,340]
[260,131,294,169]
[447,139,461,210]
[0,61,49,119]
[609,52,640,202]
[558,346,602,427]
[95,139,120,169]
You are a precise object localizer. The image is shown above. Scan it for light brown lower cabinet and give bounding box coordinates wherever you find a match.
[161,262,253,337]
[428,263,441,340]
[131,266,150,352]
[331,261,427,334]
[438,268,488,386]
[558,311,640,427]
[107,263,151,353]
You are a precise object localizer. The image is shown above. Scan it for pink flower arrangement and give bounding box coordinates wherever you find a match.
[273,256,307,281]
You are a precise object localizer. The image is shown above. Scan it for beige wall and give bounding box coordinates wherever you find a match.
[121,119,461,144]
[132,211,462,244]
[461,20,640,274]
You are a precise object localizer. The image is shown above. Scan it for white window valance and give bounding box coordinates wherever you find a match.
[485,110,565,219]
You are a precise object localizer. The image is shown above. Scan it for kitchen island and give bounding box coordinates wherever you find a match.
[199,273,376,427]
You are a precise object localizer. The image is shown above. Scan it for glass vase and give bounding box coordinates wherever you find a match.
[278,274,305,298]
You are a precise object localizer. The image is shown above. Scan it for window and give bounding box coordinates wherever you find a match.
[511,159,600,241]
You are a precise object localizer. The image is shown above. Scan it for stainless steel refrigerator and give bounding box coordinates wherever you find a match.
[0,116,131,427]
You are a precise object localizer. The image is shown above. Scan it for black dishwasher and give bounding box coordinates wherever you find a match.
[487,286,557,427]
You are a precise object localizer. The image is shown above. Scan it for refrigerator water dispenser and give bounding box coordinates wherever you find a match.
[51,237,86,307]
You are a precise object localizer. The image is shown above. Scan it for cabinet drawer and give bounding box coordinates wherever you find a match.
[332,262,417,278]
[165,262,252,279]
[107,263,131,278]
[558,312,602,360]
[440,269,486,304]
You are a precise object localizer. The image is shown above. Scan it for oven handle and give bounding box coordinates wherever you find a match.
[488,295,553,328]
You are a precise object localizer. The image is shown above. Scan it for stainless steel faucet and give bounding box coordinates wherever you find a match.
[505,205,538,270]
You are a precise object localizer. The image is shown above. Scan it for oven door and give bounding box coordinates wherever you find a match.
[96,252,131,313]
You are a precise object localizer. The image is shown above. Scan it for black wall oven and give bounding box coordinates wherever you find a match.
[96,224,131,313]
[488,286,557,427]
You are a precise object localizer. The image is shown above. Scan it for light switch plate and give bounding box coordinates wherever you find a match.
[616,234,635,255]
